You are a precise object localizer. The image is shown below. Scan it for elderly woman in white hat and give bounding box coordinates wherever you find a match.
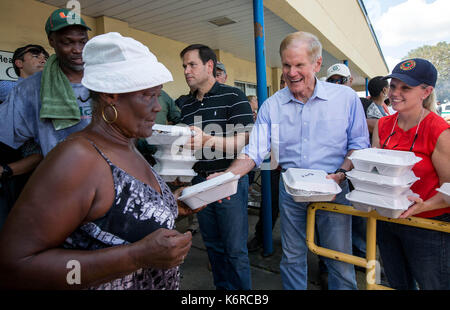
[0,32,201,290]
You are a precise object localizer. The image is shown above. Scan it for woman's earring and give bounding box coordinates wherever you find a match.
[102,104,118,124]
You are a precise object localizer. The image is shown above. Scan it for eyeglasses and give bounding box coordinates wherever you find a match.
[326,76,348,84]
[381,131,418,152]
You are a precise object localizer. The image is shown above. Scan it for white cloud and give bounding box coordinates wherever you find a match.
[374,0,450,47]
[364,0,383,21]
[384,55,401,72]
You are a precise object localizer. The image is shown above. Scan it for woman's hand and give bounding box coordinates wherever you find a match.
[172,186,207,216]
[400,192,449,219]
[169,178,190,187]
[131,228,192,269]
[177,200,207,216]
[399,196,425,218]
[444,115,450,126]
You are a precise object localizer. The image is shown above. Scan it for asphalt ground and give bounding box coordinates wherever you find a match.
[176,207,368,291]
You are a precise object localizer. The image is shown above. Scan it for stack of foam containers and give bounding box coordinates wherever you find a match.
[437,183,450,205]
[345,148,422,218]
[146,124,198,182]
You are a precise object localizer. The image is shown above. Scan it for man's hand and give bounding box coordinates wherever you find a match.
[184,126,211,150]
[206,172,232,203]
[325,173,345,201]
[326,172,345,185]
[206,172,225,180]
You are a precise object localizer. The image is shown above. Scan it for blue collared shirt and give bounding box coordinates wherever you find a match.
[0,78,23,102]
[243,79,370,173]
[0,72,92,156]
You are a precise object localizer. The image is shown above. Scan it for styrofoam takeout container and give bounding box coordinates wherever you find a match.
[436,183,450,204]
[348,148,422,177]
[152,124,192,135]
[346,169,419,197]
[283,183,340,202]
[282,168,342,202]
[146,124,194,146]
[154,166,197,183]
[346,190,417,218]
[178,172,240,209]
[153,152,198,170]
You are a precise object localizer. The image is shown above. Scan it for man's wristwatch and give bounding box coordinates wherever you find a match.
[334,168,348,180]
[1,164,13,180]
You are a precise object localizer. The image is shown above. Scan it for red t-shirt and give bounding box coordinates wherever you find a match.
[378,111,450,218]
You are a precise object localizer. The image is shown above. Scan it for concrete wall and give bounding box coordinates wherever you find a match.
[215,49,280,93]
[0,0,280,100]
[0,0,96,56]
[0,0,386,96]
[90,16,279,98]
[265,0,389,82]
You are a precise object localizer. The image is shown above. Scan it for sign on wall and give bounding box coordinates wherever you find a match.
[0,50,19,81]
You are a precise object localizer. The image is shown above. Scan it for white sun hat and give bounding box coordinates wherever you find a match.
[81,32,173,93]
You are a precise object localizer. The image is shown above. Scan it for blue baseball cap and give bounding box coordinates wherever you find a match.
[383,58,437,87]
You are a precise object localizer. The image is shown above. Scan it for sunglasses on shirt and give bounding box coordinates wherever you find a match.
[381,131,419,152]
[326,76,349,84]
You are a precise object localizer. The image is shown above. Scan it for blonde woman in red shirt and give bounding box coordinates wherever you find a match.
[372,58,450,290]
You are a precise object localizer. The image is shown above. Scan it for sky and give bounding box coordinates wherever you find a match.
[362,0,450,71]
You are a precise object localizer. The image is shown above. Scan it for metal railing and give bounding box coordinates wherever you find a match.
[306,202,450,290]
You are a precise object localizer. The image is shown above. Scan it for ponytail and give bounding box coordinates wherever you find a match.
[422,86,437,113]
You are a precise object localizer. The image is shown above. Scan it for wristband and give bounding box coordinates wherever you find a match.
[334,168,347,179]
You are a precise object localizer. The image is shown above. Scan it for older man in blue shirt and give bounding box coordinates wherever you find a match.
[215,31,370,290]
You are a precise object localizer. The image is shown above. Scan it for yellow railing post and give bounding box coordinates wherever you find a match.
[365,215,383,290]
[306,202,450,290]
[306,204,367,269]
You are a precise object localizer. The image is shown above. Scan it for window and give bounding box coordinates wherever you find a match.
[235,81,271,97]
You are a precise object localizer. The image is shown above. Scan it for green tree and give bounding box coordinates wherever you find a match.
[403,41,449,102]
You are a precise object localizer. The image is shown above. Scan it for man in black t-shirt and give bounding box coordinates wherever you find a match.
[178,44,254,290]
